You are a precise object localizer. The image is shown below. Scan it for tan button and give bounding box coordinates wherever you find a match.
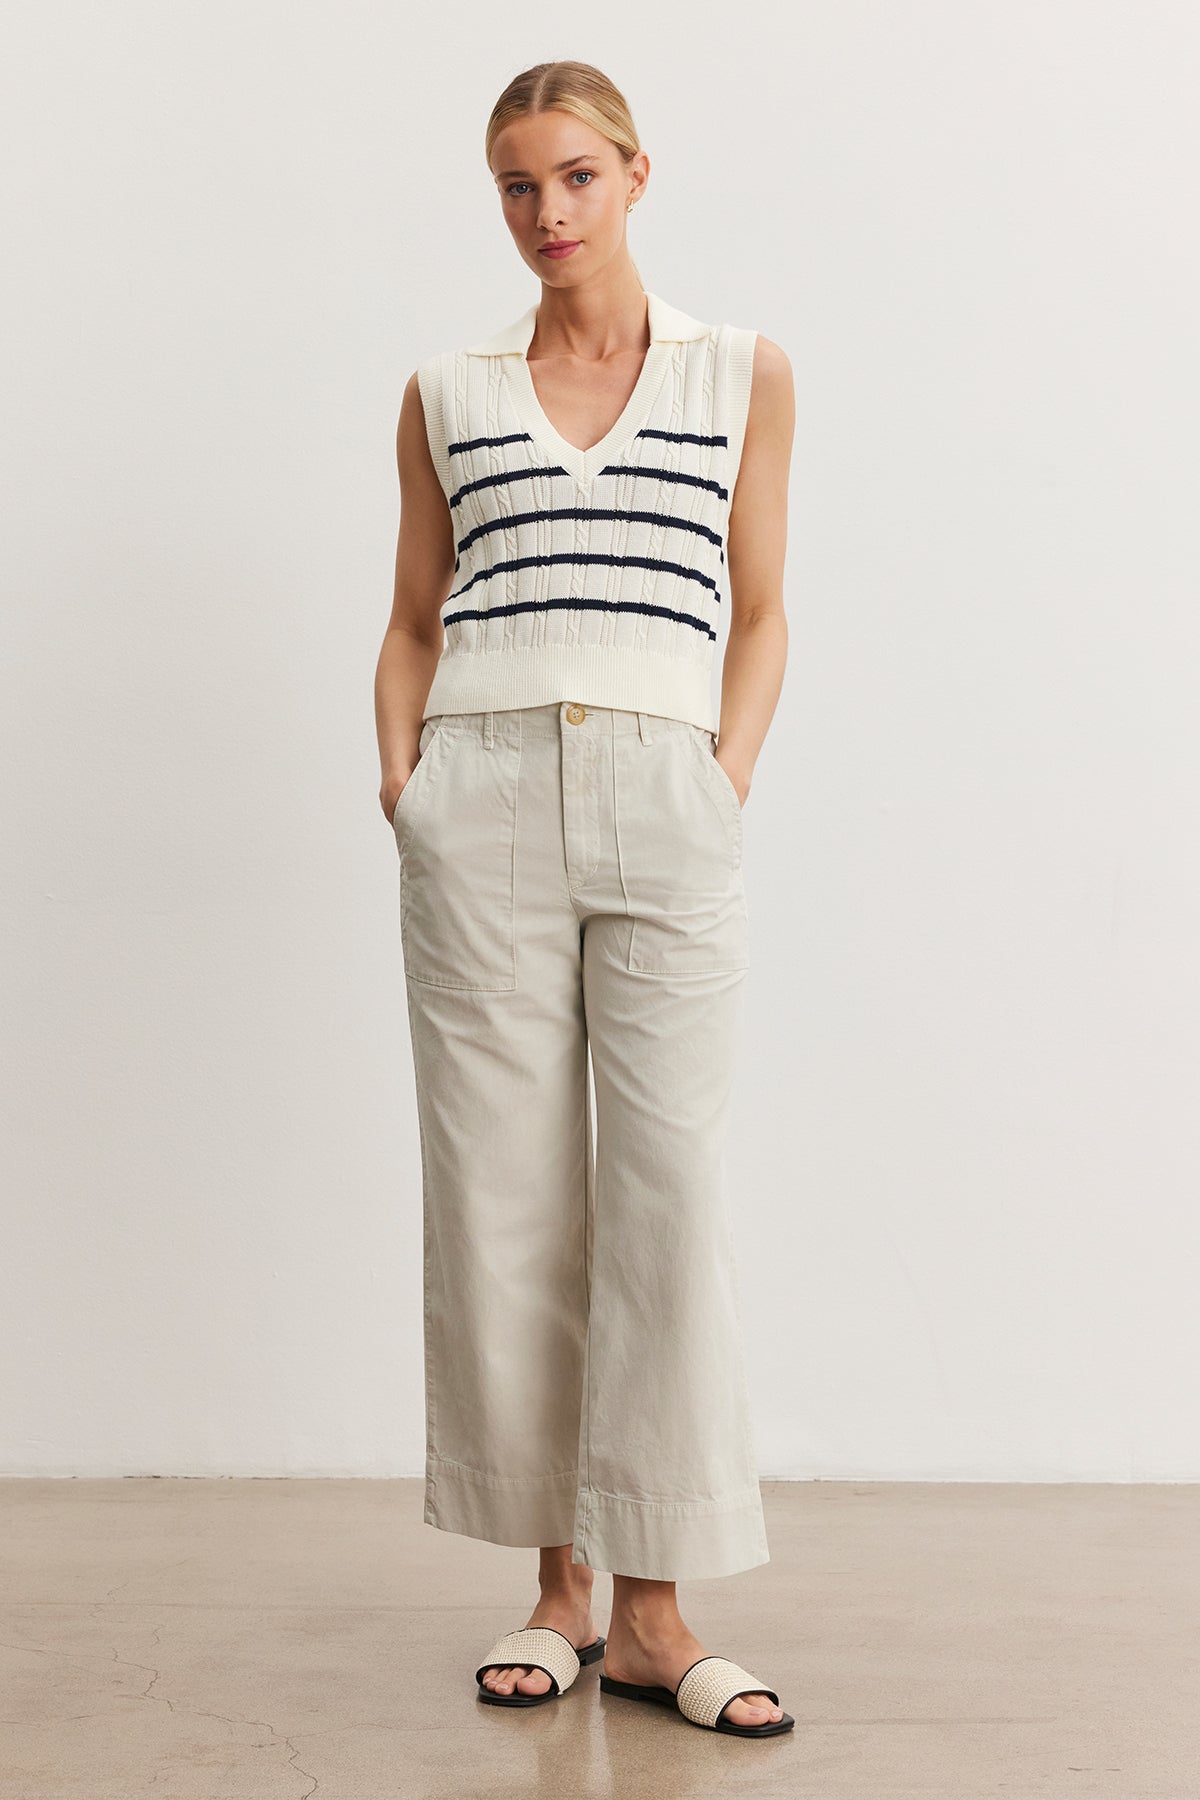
[565,703,587,725]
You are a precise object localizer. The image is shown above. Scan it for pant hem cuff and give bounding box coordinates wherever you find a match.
[572,1482,771,1580]
[424,1456,579,1548]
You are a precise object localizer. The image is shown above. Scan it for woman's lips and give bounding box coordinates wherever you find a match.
[539,240,581,259]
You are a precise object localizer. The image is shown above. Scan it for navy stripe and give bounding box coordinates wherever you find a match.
[447,431,534,456]
[635,427,728,448]
[451,462,729,509]
[447,427,725,455]
[442,596,718,641]
[447,552,721,605]
[450,457,727,508]
[449,465,571,509]
[597,463,729,501]
[456,508,725,560]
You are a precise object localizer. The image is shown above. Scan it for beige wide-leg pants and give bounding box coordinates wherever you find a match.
[392,700,769,1581]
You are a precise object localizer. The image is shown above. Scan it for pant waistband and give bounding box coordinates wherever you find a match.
[425,703,711,744]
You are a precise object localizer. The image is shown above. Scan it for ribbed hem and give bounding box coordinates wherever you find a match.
[423,644,718,734]
[572,1483,771,1581]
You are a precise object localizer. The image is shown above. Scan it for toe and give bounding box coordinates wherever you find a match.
[482,1662,552,1697]
[724,1692,784,1726]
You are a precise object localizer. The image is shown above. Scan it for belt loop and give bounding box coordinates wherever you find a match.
[483,710,494,749]
[637,710,654,744]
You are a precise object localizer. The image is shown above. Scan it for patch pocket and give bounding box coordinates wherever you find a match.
[623,728,749,978]
[398,726,519,992]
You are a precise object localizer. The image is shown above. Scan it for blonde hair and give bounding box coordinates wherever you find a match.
[485,61,644,288]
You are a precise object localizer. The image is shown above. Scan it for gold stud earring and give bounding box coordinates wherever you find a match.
[627,200,635,213]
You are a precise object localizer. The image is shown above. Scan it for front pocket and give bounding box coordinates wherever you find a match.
[705,744,743,820]
[684,730,744,867]
[398,727,519,992]
[622,729,749,977]
[392,717,443,835]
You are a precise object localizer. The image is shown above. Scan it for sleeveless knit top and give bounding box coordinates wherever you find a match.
[415,291,758,734]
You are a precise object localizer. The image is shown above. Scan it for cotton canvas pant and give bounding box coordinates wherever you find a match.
[392,700,769,1581]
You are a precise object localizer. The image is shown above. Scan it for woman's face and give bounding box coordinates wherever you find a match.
[490,110,647,285]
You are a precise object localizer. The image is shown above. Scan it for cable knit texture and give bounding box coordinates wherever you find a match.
[415,292,758,733]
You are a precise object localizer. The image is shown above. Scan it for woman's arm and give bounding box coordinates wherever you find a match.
[374,371,456,824]
[716,335,795,806]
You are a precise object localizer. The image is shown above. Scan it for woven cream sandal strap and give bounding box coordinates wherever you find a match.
[675,1655,779,1728]
[474,1626,582,1695]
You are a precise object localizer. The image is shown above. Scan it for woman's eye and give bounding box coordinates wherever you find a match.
[505,173,592,196]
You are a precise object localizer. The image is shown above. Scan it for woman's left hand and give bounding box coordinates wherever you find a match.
[718,758,751,809]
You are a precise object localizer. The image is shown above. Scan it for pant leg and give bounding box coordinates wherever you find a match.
[396,700,769,1579]
[396,708,591,1548]
[565,706,770,1581]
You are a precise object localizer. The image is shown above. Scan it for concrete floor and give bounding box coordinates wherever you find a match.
[0,1478,1195,1799]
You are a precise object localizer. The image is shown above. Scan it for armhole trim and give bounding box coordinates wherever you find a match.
[719,324,759,499]
[416,351,455,503]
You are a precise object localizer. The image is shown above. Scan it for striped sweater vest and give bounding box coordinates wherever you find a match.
[415,291,758,734]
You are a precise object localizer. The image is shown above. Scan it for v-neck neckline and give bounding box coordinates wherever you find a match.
[501,304,674,487]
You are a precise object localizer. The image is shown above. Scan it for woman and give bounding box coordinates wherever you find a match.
[375,60,794,1741]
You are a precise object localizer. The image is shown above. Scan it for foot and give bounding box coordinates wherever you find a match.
[479,1572,600,1700]
[604,1618,784,1729]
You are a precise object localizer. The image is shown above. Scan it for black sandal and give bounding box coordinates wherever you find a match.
[600,1652,794,1736]
[475,1625,607,1707]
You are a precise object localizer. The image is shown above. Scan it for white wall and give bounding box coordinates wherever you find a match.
[2,1,1196,1480]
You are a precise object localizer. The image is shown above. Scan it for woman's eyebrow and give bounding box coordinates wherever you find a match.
[496,155,600,179]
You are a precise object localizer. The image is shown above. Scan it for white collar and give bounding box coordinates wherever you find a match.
[463,290,709,356]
